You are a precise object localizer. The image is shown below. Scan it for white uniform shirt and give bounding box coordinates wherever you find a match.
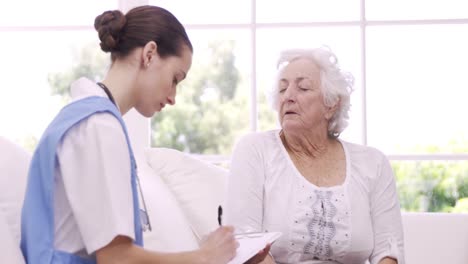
[53,77,135,258]
[226,130,405,264]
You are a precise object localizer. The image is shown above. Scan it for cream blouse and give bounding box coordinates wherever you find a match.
[226,130,405,264]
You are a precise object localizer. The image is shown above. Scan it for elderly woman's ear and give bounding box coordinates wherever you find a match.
[325,99,340,120]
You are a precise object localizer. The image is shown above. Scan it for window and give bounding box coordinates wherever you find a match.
[0,0,117,26]
[148,0,468,213]
[151,28,252,155]
[366,0,468,20]
[2,0,467,212]
[366,24,468,154]
[0,0,116,150]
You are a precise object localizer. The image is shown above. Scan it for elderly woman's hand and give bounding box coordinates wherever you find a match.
[244,244,274,264]
[379,257,398,264]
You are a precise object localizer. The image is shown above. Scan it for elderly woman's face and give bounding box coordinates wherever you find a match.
[277,58,332,135]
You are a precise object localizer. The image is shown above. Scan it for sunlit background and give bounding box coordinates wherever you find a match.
[1,0,467,213]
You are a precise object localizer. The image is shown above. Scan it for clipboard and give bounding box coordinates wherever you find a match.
[228,231,282,264]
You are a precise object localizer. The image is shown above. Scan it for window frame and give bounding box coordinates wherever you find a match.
[1,0,467,163]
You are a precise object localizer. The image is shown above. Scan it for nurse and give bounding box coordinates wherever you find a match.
[21,5,239,264]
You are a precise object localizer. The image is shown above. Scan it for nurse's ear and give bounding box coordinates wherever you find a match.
[141,41,158,69]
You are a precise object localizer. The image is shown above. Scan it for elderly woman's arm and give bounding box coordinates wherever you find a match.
[369,153,405,264]
[226,133,266,232]
[226,134,274,263]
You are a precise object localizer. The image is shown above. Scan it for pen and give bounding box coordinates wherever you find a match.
[218,205,223,226]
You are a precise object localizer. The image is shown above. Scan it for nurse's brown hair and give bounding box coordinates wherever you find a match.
[94,5,193,62]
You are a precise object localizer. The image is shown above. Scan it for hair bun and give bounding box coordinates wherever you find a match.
[94,10,126,52]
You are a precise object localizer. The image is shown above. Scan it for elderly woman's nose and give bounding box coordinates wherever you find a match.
[283,85,296,100]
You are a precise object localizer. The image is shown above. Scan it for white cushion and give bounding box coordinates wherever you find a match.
[136,153,199,252]
[0,137,31,246]
[145,148,228,240]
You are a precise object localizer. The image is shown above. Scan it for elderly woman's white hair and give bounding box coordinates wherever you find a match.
[270,47,355,138]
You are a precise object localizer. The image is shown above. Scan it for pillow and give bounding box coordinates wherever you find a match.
[0,137,31,245]
[136,153,199,252]
[145,148,228,240]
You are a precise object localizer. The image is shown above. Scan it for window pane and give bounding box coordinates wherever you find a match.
[0,0,117,26]
[393,160,468,213]
[256,27,363,144]
[257,0,360,23]
[366,25,468,154]
[151,29,251,155]
[0,31,109,150]
[149,0,251,24]
[366,0,468,20]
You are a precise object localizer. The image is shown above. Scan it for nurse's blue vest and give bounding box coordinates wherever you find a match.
[21,96,143,264]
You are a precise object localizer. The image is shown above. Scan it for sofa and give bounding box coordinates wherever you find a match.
[1,137,468,263]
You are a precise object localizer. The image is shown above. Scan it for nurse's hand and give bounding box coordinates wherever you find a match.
[198,226,239,264]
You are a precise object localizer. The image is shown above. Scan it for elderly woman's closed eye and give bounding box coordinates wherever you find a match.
[278,77,316,93]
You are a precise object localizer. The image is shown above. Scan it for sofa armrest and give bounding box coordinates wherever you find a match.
[402,212,468,264]
[0,205,25,263]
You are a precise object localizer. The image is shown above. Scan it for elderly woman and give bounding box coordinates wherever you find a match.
[226,47,404,264]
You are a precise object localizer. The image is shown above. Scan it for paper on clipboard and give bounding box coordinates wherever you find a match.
[228,232,282,264]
